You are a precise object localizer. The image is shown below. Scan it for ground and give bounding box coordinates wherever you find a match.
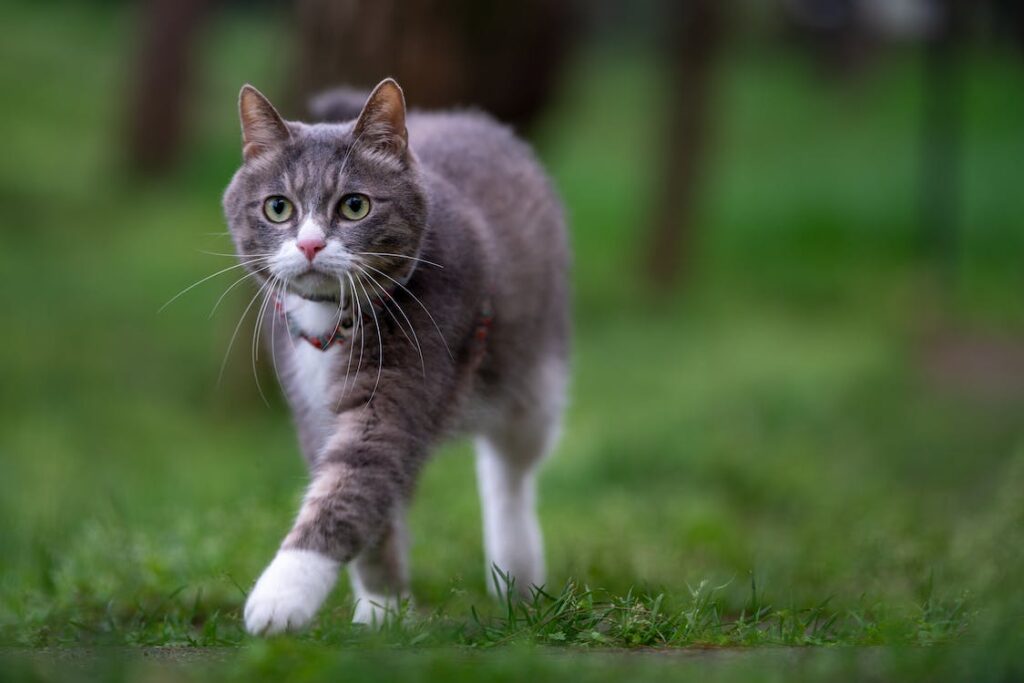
[1,3,1022,681]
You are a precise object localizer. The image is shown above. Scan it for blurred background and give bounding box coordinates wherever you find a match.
[1,0,1022,649]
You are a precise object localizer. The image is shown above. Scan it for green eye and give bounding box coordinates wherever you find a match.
[339,193,371,221]
[263,196,294,223]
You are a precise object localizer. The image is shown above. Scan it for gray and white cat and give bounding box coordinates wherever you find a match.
[222,79,569,635]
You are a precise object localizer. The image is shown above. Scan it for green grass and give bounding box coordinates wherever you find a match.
[1,2,1023,681]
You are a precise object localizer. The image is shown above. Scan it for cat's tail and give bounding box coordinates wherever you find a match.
[308,87,369,123]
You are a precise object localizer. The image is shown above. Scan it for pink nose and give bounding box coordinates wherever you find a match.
[296,237,326,262]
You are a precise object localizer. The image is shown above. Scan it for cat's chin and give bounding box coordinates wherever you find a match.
[289,271,343,301]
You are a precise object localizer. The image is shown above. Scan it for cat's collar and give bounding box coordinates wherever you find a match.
[277,266,419,350]
[274,292,388,351]
[276,288,495,356]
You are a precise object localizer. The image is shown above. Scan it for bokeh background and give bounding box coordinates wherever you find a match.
[1,0,1023,669]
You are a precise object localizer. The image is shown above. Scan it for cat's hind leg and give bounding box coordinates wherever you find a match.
[348,506,410,625]
[474,360,566,597]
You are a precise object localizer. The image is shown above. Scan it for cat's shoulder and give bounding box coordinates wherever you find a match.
[408,110,541,188]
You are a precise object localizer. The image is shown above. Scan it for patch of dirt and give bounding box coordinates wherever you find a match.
[1,646,235,665]
[920,331,1024,402]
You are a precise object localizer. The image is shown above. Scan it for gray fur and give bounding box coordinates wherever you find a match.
[223,79,569,606]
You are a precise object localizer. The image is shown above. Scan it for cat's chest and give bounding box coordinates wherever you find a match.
[291,343,339,410]
[283,296,349,445]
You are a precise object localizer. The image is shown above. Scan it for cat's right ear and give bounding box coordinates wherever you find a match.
[239,85,290,161]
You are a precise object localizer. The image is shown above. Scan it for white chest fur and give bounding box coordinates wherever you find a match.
[285,295,346,446]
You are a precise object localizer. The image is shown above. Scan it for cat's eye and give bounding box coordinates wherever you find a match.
[338,193,371,221]
[263,196,294,223]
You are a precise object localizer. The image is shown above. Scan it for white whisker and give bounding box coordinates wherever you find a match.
[354,252,445,269]
[338,275,359,409]
[339,271,366,408]
[196,250,276,258]
[250,275,278,407]
[355,264,425,379]
[330,277,347,338]
[218,275,277,388]
[357,262,453,360]
[209,264,273,318]
[269,278,287,390]
[159,258,268,313]
[355,276,384,409]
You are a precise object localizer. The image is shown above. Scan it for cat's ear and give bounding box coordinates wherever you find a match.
[239,85,290,161]
[353,78,409,158]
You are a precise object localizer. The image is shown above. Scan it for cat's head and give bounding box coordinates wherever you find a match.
[222,78,426,302]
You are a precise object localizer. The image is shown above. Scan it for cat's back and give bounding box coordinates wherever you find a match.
[408,111,537,189]
[407,111,565,246]
[408,110,569,397]
[408,109,568,316]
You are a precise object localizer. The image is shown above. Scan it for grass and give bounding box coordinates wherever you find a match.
[1,1,1023,680]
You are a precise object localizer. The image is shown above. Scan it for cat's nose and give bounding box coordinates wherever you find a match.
[296,237,326,262]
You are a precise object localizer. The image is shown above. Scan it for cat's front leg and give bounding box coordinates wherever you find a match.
[244,548,340,636]
[244,521,411,634]
[244,415,418,636]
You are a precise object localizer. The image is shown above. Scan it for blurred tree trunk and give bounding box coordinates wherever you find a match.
[783,0,872,77]
[646,0,723,287]
[126,0,212,174]
[919,0,965,277]
[1001,0,1024,52]
[291,0,577,130]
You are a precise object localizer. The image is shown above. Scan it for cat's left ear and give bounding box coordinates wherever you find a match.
[239,85,290,161]
[353,78,409,158]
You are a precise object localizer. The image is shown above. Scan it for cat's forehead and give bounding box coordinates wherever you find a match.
[284,125,353,181]
[257,122,393,195]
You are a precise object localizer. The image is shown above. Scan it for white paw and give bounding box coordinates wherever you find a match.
[244,549,339,636]
[352,592,403,626]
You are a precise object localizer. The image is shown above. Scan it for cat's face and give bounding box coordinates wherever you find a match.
[223,80,426,302]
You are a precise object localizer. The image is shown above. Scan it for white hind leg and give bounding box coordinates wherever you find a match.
[347,506,409,625]
[475,360,566,597]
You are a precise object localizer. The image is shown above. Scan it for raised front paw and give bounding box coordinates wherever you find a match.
[244,549,340,636]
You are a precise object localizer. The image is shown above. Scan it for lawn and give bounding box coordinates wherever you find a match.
[1,2,1022,681]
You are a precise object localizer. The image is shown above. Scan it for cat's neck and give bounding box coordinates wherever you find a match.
[283,293,346,338]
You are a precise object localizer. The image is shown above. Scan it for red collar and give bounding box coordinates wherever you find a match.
[274,294,384,351]
[276,293,494,354]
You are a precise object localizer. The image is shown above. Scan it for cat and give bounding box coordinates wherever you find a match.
[222,78,570,635]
